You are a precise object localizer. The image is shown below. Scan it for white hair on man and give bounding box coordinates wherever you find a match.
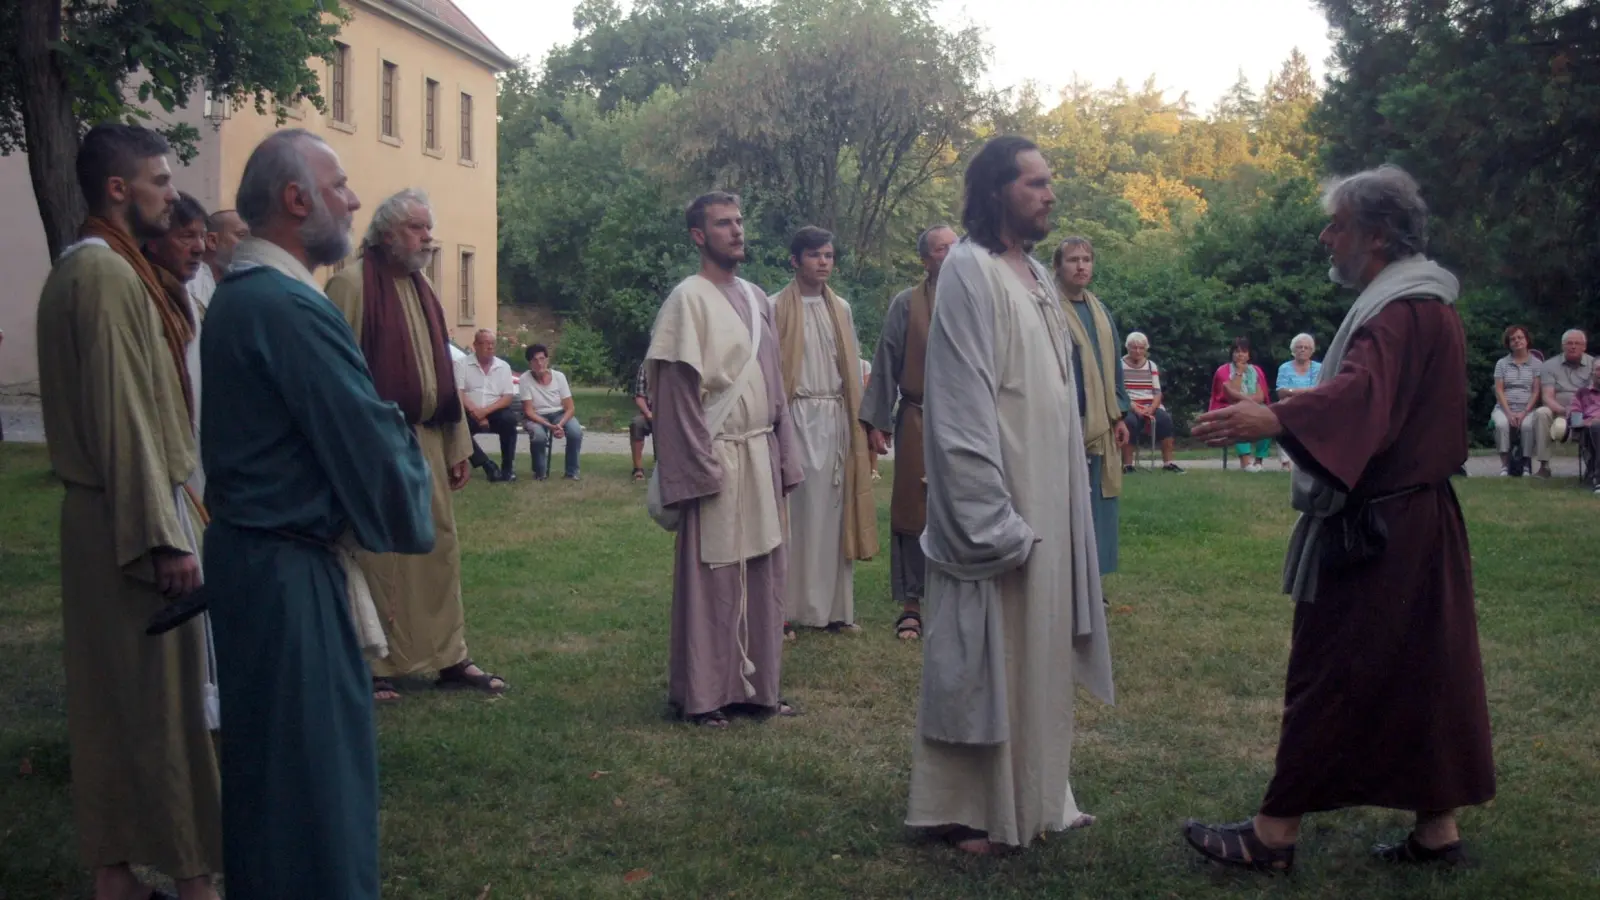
[1562,328,1587,344]
[1291,333,1316,350]
[1320,164,1429,262]
[361,188,434,272]
[1125,331,1150,350]
[235,128,351,266]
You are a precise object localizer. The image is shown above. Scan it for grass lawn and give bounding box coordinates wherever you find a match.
[569,387,639,433]
[2,443,1597,899]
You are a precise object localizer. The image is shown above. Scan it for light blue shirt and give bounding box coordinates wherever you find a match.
[1276,359,1322,393]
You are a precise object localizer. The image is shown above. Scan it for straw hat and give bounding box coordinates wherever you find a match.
[1551,416,1569,442]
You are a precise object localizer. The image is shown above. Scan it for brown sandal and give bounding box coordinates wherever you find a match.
[372,678,402,703]
[1183,819,1295,874]
[1372,834,1467,866]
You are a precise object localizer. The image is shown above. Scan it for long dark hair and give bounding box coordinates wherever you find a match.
[962,135,1038,254]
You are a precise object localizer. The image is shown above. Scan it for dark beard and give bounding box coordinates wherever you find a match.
[129,204,169,242]
[704,246,741,272]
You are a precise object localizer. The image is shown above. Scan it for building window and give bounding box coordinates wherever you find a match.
[425,248,441,287]
[331,42,349,123]
[459,92,473,161]
[425,78,439,150]
[381,61,398,137]
[458,249,475,323]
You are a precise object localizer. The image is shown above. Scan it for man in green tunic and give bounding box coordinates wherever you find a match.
[1053,237,1129,576]
[37,123,221,900]
[202,129,434,900]
[325,189,507,700]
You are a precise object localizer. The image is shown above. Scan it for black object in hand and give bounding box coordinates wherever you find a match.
[146,585,210,635]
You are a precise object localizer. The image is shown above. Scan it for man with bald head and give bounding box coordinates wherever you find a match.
[859,224,957,639]
[186,208,250,318]
[201,128,435,899]
[458,326,521,481]
[327,188,506,699]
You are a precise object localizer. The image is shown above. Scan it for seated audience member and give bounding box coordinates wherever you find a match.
[458,328,520,482]
[1491,324,1542,476]
[1119,331,1183,473]
[1274,333,1323,470]
[630,362,653,481]
[1567,358,1600,492]
[520,343,583,480]
[1533,329,1594,468]
[1208,336,1271,471]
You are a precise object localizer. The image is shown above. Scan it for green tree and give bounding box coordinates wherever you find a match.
[1312,0,1600,333]
[1,0,346,258]
[667,0,990,258]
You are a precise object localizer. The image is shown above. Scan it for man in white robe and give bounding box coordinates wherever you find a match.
[770,226,877,633]
[907,136,1115,855]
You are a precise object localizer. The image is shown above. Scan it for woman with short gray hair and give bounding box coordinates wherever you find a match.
[1274,334,1322,469]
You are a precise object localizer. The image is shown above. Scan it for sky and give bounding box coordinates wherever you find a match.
[451,0,1336,111]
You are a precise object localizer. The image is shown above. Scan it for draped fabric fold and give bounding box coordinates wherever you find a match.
[357,246,462,427]
[1058,286,1122,499]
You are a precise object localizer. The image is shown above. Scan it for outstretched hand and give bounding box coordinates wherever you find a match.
[1193,399,1283,447]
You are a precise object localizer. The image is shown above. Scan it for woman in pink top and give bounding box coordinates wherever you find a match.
[1209,336,1272,471]
[1568,358,1600,492]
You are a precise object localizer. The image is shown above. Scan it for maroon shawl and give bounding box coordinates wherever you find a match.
[358,246,463,426]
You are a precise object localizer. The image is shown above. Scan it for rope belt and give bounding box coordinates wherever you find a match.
[712,423,775,698]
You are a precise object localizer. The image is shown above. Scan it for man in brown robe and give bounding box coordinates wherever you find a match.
[646,190,803,727]
[37,123,221,900]
[860,224,957,640]
[1185,164,1494,873]
[326,189,507,699]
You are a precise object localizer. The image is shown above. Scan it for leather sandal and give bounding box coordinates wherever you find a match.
[1183,819,1295,874]
[1372,834,1467,866]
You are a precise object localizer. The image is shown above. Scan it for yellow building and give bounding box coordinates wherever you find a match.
[0,0,512,390]
[214,0,515,344]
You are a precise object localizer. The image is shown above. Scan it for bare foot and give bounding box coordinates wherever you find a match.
[1067,813,1096,830]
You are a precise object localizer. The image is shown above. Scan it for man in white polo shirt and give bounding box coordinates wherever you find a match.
[456,328,520,482]
[520,343,583,480]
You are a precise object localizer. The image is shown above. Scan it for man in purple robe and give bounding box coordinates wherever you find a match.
[645,191,804,728]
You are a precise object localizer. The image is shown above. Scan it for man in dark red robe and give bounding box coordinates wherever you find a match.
[1182,164,1495,874]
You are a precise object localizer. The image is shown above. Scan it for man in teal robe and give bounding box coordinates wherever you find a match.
[201,129,434,900]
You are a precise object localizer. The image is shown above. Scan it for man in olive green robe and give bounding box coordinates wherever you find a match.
[204,129,435,900]
[326,188,507,698]
[37,123,220,900]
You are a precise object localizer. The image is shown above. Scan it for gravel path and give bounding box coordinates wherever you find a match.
[3,402,1581,480]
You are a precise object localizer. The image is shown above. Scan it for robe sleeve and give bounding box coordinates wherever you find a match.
[323,267,364,335]
[860,291,907,433]
[653,361,723,507]
[1271,302,1416,493]
[920,250,1035,579]
[265,290,435,554]
[81,266,192,575]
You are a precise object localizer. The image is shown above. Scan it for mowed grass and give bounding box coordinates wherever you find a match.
[2,442,1598,899]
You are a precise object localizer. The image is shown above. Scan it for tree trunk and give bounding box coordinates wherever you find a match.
[17,0,84,261]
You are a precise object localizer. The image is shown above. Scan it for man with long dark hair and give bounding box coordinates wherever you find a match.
[906,136,1114,855]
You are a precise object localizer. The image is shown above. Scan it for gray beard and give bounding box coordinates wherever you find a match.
[1329,249,1370,289]
[301,200,352,268]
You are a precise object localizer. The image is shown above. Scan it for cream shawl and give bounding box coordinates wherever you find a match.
[646,274,783,566]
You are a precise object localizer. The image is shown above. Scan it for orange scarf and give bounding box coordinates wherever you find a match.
[81,216,196,424]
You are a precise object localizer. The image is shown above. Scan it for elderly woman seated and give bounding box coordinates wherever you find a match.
[1119,331,1184,473]
[1274,333,1322,470]
[1491,324,1543,476]
[1565,357,1600,493]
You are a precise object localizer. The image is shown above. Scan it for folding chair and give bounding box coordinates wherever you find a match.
[1578,423,1598,488]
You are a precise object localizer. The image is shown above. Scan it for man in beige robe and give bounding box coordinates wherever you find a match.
[861,224,957,640]
[647,190,804,727]
[326,189,507,699]
[907,136,1114,856]
[771,226,878,633]
[37,123,221,900]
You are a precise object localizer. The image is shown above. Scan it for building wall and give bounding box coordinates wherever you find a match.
[215,1,501,346]
[0,0,501,388]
